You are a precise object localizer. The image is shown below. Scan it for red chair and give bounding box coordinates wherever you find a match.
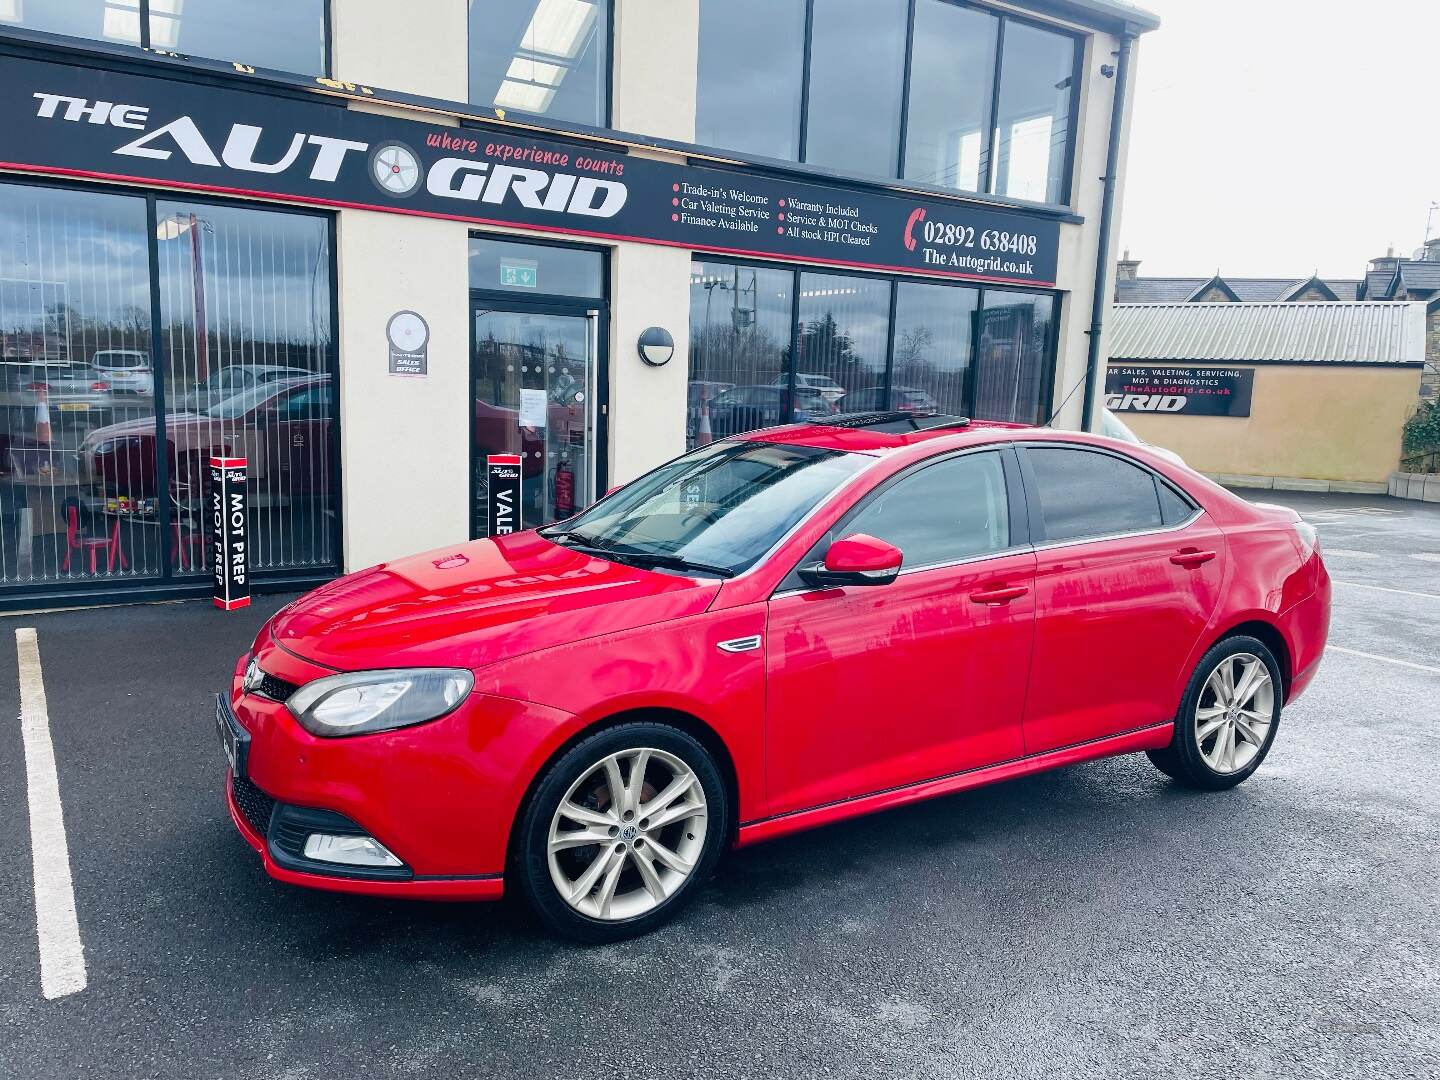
[172,521,206,572]
[61,505,127,575]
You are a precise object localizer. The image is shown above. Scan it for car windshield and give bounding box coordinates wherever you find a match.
[1101,410,1142,444]
[205,382,291,419]
[542,440,869,576]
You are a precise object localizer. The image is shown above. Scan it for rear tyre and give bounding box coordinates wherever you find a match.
[1147,635,1282,791]
[516,722,727,943]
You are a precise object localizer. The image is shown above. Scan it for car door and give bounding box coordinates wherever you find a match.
[1016,444,1226,755]
[764,448,1037,817]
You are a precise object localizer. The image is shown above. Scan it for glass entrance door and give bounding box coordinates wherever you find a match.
[472,305,599,538]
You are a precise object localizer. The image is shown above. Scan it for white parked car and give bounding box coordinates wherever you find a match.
[772,372,846,404]
[1101,409,1187,468]
[91,349,154,396]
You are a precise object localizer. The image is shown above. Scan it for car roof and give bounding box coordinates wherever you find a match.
[734,414,1027,454]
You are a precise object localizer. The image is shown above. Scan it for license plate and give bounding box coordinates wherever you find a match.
[57,403,88,411]
[214,695,249,779]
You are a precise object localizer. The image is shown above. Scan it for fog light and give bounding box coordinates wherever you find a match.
[302,833,403,868]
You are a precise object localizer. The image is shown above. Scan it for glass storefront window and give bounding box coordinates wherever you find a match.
[695,0,806,163]
[888,282,977,416]
[904,1,998,194]
[973,290,1054,424]
[155,200,335,576]
[469,236,605,297]
[795,272,890,412]
[687,260,794,448]
[991,21,1077,204]
[0,0,326,72]
[469,0,609,128]
[686,258,1058,443]
[149,0,326,74]
[803,0,908,178]
[0,182,153,586]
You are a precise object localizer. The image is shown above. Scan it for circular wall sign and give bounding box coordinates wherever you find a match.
[637,326,675,367]
[387,310,429,353]
[370,141,422,197]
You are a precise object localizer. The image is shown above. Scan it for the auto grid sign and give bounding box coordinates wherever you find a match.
[1105,365,1256,417]
[0,54,1060,288]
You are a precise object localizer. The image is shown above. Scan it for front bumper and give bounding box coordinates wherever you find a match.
[221,630,581,900]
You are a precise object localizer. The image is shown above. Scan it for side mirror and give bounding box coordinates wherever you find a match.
[798,533,903,588]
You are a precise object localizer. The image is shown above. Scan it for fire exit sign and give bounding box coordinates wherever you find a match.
[500,259,537,288]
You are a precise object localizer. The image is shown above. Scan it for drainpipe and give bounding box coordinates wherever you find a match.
[1081,28,1137,431]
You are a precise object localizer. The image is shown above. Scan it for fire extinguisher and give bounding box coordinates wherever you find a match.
[552,456,575,519]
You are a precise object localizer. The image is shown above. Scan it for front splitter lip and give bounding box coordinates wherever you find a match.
[223,774,504,902]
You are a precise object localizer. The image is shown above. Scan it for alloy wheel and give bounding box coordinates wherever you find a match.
[1194,652,1274,775]
[546,747,708,921]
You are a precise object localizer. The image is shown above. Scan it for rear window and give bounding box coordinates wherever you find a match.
[93,352,146,369]
[1028,446,1168,543]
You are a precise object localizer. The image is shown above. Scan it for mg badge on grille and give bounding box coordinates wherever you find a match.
[242,659,264,694]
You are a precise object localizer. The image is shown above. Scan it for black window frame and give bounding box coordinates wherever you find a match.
[1013,442,1201,548]
[0,173,343,612]
[778,444,1029,592]
[0,0,334,76]
[466,0,616,131]
[687,252,1062,440]
[696,0,1084,208]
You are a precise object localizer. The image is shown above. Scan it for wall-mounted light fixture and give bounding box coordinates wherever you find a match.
[637,326,674,367]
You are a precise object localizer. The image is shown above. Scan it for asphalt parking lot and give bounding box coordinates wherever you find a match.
[1,490,1437,1080]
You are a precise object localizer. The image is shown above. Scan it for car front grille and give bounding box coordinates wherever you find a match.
[231,774,277,837]
[255,672,299,703]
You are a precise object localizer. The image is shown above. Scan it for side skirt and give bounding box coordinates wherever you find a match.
[735,723,1174,848]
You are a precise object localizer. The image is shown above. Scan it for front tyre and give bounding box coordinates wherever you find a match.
[1148,635,1282,791]
[516,722,728,943]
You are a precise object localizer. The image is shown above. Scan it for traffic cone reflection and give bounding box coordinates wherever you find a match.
[696,386,712,447]
[34,386,51,447]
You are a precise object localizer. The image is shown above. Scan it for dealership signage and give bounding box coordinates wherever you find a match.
[486,454,523,536]
[1,55,1059,288]
[1105,366,1255,417]
[386,310,429,376]
[209,456,249,610]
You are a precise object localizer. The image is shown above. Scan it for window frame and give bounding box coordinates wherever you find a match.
[466,0,615,131]
[0,173,343,611]
[1013,442,1201,550]
[696,0,1085,208]
[777,444,1029,593]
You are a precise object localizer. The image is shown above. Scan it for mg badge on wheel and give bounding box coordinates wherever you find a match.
[371,142,422,197]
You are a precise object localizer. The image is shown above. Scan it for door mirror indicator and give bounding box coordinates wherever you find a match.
[799,533,903,588]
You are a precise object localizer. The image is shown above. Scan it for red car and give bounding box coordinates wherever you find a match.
[219,413,1330,941]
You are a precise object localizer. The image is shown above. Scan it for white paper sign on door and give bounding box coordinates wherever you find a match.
[518,388,547,428]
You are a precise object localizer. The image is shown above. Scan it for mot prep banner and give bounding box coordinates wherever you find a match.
[1105,366,1255,417]
[0,54,1059,287]
[209,456,249,610]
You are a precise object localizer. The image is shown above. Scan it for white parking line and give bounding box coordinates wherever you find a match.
[16,628,87,1000]
[1328,645,1440,676]
[1332,580,1440,601]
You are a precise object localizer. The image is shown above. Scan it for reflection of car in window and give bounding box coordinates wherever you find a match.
[0,361,113,428]
[90,349,154,396]
[708,384,836,437]
[169,364,313,413]
[772,372,845,403]
[839,386,939,414]
[77,375,332,503]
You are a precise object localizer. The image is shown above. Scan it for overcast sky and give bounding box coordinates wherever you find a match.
[1119,0,1440,280]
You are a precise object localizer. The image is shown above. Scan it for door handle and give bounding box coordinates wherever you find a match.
[970,585,1029,605]
[1170,549,1217,569]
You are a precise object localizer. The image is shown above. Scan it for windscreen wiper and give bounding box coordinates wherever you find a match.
[606,551,736,578]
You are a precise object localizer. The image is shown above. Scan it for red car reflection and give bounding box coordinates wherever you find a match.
[221,415,1331,942]
[79,376,331,499]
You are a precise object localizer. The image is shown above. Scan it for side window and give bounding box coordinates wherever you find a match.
[1027,447,1164,542]
[1157,481,1195,527]
[841,452,1011,569]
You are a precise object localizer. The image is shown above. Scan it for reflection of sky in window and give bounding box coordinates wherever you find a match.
[804,0,908,177]
[0,185,150,344]
[696,0,806,161]
[156,200,331,347]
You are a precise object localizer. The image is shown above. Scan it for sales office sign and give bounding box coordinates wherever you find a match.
[0,54,1059,288]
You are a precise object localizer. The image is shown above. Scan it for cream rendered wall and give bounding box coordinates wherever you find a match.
[336,210,472,571]
[329,0,469,101]
[1121,365,1423,484]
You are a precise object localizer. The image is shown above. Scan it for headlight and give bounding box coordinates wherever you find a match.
[286,668,473,737]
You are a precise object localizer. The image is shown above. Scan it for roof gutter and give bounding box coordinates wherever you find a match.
[1081,28,1138,431]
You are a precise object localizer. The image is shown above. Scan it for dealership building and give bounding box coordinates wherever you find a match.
[0,0,1156,610]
